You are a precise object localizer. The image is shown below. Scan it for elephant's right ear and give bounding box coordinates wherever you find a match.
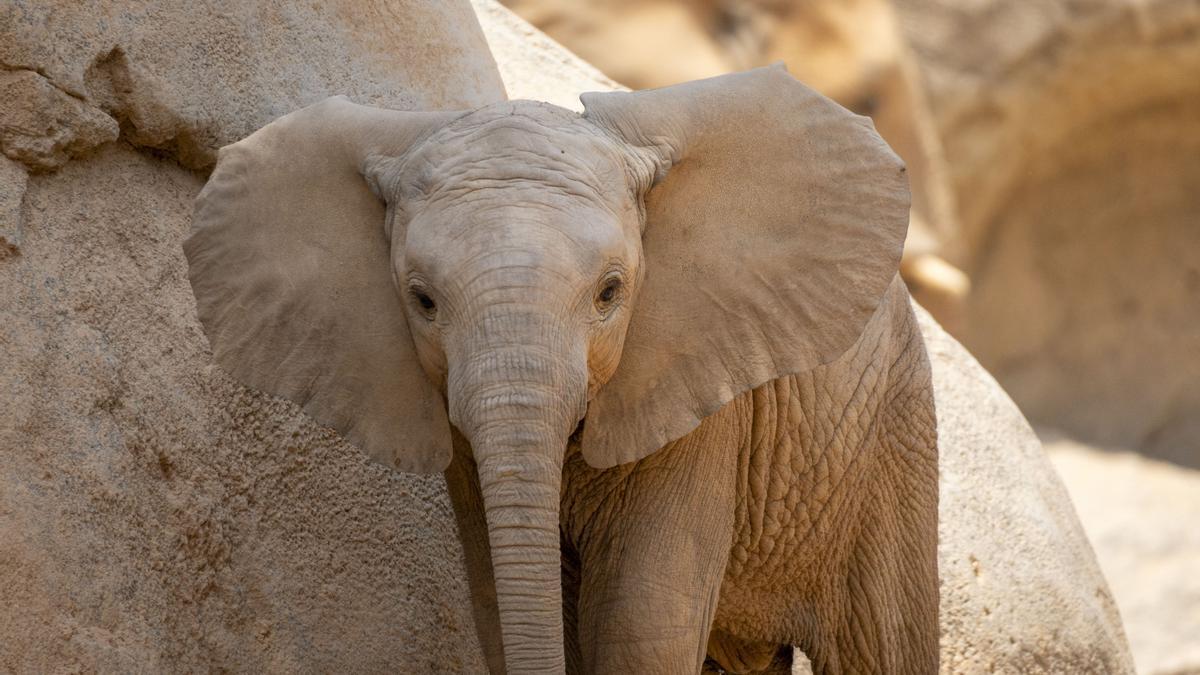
[184,97,463,474]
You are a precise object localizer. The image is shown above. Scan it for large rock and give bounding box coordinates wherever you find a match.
[895,0,1200,466]
[0,0,502,172]
[918,307,1133,674]
[472,0,621,110]
[0,1,503,671]
[1,0,1132,671]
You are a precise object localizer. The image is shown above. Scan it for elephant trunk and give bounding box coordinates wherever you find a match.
[449,336,585,674]
[476,442,566,673]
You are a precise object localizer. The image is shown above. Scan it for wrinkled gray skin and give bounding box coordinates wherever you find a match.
[382,112,935,673]
[185,68,938,674]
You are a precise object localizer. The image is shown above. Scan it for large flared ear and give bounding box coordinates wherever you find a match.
[184,97,463,474]
[579,65,909,468]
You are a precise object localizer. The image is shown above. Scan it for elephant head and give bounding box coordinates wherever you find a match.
[184,65,908,673]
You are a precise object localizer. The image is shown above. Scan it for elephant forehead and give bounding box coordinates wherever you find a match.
[405,198,633,279]
[439,99,605,144]
[400,102,640,281]
[413,102,632,199]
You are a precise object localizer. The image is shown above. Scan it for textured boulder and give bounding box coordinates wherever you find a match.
[0,0,503,671]
[918,307,1133,674]
[0,70,119,172]
[895,0,1200,466]
[0,156,26,259]
[0,0,502,172]
[472,0,621,111]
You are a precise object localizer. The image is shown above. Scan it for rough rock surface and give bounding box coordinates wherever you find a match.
[0,156,26,260]
[895,0,1200,466]
[0,70,119,172]
[0,1,504,671]
[1,1,1133,672]
[1047,435,1200,675]
[0,0,502,171]
[916,306,1133,674]
[472,0,622,110]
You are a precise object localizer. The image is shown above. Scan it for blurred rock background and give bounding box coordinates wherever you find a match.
[499,0,1200,672]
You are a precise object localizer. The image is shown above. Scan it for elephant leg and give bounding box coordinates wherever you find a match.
[570,421,739,674]
[576,504,732,674]
[828,480,939,674]
[444,434,506,673]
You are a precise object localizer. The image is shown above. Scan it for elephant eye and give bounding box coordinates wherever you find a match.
[411,288,437,318]
[596,277,622,310]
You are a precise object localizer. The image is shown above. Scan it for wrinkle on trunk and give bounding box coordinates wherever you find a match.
[477,446,566,673]
[451,334,584,675]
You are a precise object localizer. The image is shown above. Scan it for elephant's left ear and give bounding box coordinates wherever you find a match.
[579,65,910,469]
[184,98,463,474]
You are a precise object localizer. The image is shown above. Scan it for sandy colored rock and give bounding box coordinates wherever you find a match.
[0,0,505,670]
[895,0,1200,465]
[0,156,26,259]
[915,306,1134,674]
[1047,435,1200,675]
[512,0,1194,465]
[472,0,623,110]
[0,0,504,169]
[0,70,120,171]
[0,139,491,672]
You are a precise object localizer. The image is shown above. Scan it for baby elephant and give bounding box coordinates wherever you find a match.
[185,65,938,674]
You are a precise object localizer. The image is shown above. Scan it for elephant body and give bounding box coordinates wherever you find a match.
[185,66,935,672]
[450,278,939,673]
